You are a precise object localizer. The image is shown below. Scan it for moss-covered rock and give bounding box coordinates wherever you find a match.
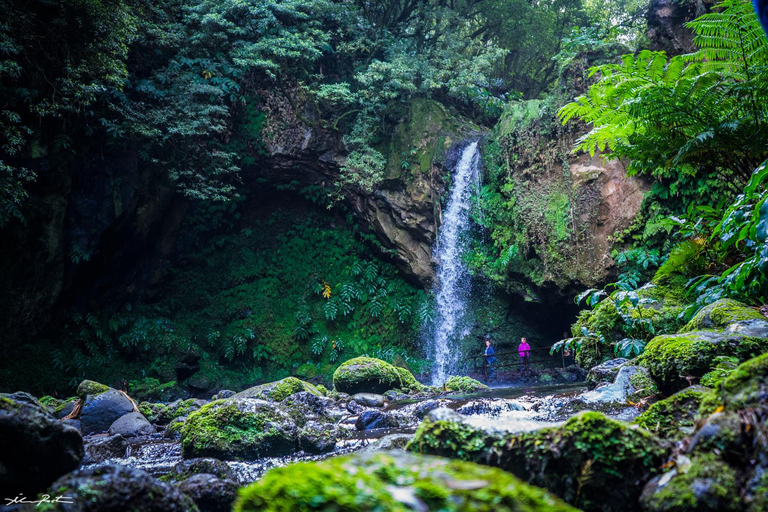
[637,330,768,392]
[180,399,298,460]
[139,398,207,425]
[681,298,767,332]
[232,377,324,402]
[717,351,768,411]
[333,357,418,394]
[233,450,578,512]
[586,358,628,389]
[444,375,490,393]
[77,379,111,398]
[634,386,711,440]
[628,367,660,402]
[128,378,189,402]
[639,454,740,512]
[409,411,665,511]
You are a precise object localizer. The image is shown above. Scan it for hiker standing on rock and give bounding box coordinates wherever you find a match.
[484,335,497,381]
[518,337,531,373]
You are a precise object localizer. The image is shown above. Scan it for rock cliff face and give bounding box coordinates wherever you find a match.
[645,0,715,55]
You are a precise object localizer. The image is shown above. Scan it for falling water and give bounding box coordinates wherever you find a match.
[429,142,481,385]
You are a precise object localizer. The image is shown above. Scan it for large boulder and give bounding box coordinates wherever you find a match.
[681,298,768,333]
[77,381,135,435]
[640,454,740,512]
[180,399,298,460]
[298,420,340,454]
[633,386,712,440]
[444,375,490,393]
[233,450,578,512]
[333,357,420,394]
[139,398,207,425]
[408,411,665,511]
[586,358,628,389]
[0,394,84,497]
[637,329,768,393]
[108,411,155,437]
[44,465,199,511]
[232,377,324,402]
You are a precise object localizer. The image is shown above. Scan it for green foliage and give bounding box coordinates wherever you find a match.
[559,0,768,198]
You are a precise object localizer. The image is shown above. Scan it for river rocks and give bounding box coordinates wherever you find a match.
[232,377,324,402]
[45,464,199,511]
[83,434,128,464]
[298,420,340,453]
[634,386,712,440]
[177,474,239,512]
[168,457,236,482]
[363,433,413,452]
[77,381,136,435]
[637,328,768,393]
[355,410,399,431]
[409,411,665,511]
[352,393,388,407]
[333,357,412,394]
[586,358,628,389]
[640,453,740,512]
[233,450,578,512]
[0,394,84,497]
[180,399,298,460]
[455,399,525,416]
[444,375,490,393]
[108,411,156,437]
[140,398,207,425]
[410,398,452,419]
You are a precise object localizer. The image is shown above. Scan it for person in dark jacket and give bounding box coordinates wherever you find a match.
[484,335,497,381]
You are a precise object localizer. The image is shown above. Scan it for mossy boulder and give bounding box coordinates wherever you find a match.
[681,298,767,332]
[233,450,578,512]
[444,375,490,393]
[586,358,628,389]
[409,411,665,511]
[232,377,324,402]
[77,379,111,397]
[639,454,740,512]
[717,351,768,411]
[45,464,199,511]
[574,281,688,368]
[128,378,189,402]
[333,357,422,394]
[139,398,207,425]
[637,329,768,392]
[634,385,711,440]
[180,399,298,460]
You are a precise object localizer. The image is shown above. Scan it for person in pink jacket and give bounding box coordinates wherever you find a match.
[518,337,531,373]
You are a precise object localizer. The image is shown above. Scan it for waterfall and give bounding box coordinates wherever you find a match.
[429,141,481,385]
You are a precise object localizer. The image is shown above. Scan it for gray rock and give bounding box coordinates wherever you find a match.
[347,399,365,414]
[47,464,199,511]
[586,358,629,389]
[427,407,466,423]
[412,399,452,419]
[0,394,83,497]
[352,393,388,408]
[80,389,135,435]
[363,433,413,452]
[211,389,235,400]
[168,458,236,482]
[176,474,238,512]
[355,410,399,431]
[299,421,339,454]
[83,434,128,464]
[61,418,82,432]
[108,411,155,437]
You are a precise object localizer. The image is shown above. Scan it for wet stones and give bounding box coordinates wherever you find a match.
[108,411,156,437]
[355,410,399,431]
[0,394,84,497]
[82,434,128,464]
[586,358,629,389]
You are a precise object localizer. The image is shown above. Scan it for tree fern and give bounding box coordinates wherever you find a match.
[559,0,768,186]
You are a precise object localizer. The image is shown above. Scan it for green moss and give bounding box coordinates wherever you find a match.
[127,378,184,402]
[640,454,740,512]
[633,386,711,439]
[140,398,204,425]
[293,364,317,379]
[332,357,405,394]
[682,298,765,332]
[718,351,768,411]
[409,411,665,511]
[76,380,110,397]
[52,396,78,416]
[234,451,578,512]
[637,330,768,392]
[180,399,297,460]
[444,375,490,393]
[233,377,322,402]
[394,366,427,392]
[747,467,768,512]
[628,369,659,402]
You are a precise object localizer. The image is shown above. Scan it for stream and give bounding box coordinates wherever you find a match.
[83,381,641,484]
